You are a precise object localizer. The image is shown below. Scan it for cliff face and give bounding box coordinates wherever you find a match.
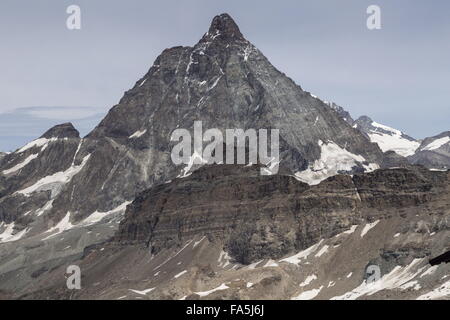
[115,164,449,265]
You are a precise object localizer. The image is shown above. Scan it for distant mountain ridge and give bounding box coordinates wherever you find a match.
[409,131,450,170]
[316,100,450,170]
[352,115,420,158]
[0,106,105,152]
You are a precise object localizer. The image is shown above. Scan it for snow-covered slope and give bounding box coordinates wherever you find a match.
[409,131,450,170]
[321,103,450,170]
[295,139,379,185]
[419,135,450,152]
[353,116,420,157]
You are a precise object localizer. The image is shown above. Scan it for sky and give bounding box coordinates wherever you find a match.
[0,0,449,151]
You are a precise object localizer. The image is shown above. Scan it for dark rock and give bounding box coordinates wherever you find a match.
[41,123,80,139]
[114,164,449,264]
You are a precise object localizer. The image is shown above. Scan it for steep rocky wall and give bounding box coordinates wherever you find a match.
[115,165,449,264]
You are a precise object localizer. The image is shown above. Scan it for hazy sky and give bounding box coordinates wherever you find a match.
[0,0,449,143]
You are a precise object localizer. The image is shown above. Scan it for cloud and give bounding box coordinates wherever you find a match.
[13,106,105,120]
[0,106,105,152]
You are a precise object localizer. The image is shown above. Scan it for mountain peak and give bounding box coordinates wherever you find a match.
[355,115,373,124]
[40,122,80,139]
[204,13,244,41]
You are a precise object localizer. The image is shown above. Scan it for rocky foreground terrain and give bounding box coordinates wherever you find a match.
[0,14,449,300]
[0,164,448,299]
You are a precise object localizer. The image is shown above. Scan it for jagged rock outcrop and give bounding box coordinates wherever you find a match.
[327,102,354,125]
[40,122,80,139]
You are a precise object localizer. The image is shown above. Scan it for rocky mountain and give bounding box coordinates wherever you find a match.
[0,13,383,240]
[0,13,448,300]
[352,116,420,158]
[408,131,450,170]
[326,102,354,125]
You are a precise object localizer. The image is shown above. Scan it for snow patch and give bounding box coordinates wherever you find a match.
[0,222,28,243]
[193,236,206,248]
[178,151,207,178]
[194,283,229,297]
[343,225,358,235]
[129,287,155,295]
[314,245,329,258]
[279,240,324,265]
[421,136,450,151]
[81,201,131,226]
[246,260,263,270]
[138,78,147,87]
[416,280,450,300]
[366,121,419,157]
[35,200,54,217]
[263,260,279,268]
[360,220,380,237]
[420,265,439,278]
[3,153,38,174]
[400,281,421,290]
[295,140,379,185]
[218,250,232,268]
[174,270,187,279]
[300,275,317,287]
[208,76,222,91]
[292,286,323,300]
[129,129,147,139]
[17,138,56,153]
[17,154,90,196]
[42,212,74,240]
[332,259,426,300]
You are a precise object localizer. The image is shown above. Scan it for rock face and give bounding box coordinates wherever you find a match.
[40,122,80,139]
[114,164,449,265]
[0,123,82,235]
[408,131,450,170]
[327,102,354,125]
